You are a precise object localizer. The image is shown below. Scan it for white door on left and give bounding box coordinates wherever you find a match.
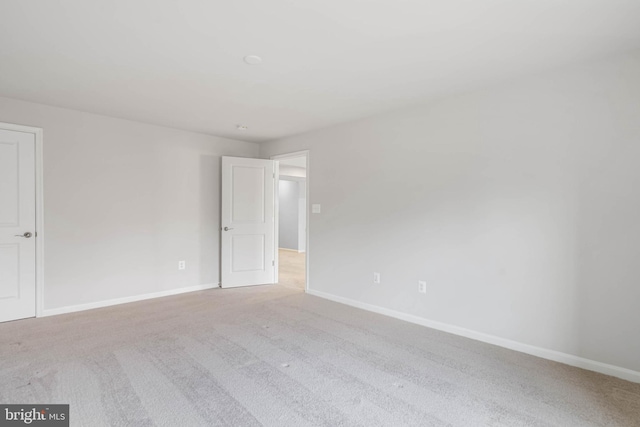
[0,128,36,322]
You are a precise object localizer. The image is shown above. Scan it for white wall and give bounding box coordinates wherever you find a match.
[260,51,640,375]
[0,96,258,311]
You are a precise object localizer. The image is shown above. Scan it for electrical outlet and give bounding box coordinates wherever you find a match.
[178,260,186,270]
[373,272,381,284]
[418,280,427,294]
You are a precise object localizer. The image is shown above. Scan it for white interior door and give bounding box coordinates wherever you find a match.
[221,156,276,288]
[0,128,36,322]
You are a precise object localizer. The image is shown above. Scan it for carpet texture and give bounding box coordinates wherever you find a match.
[1,285,639,426]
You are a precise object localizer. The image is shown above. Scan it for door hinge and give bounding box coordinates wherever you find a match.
[272,260,275,266]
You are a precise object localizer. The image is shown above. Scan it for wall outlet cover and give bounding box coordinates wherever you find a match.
[418,280,427,294]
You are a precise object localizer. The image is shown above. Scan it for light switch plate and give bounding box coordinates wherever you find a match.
[312,204,321,214]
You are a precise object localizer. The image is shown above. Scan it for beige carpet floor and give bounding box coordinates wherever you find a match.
[1,285,639,426]
[277,249,305,290]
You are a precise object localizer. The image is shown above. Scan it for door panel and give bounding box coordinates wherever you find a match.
[0,245,20,299]
[232,235,265,272]
[221,157,275,287]
[0,141,19,226]
[231,165,265,223]
[0,128,36,322]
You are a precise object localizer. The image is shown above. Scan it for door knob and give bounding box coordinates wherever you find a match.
[15,232,32,238]
[223,227,234,231]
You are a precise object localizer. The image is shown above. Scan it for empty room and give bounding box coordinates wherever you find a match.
[1,1,640,426]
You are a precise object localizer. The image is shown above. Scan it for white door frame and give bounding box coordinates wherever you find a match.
[271,150,310,292]
[0,121,45,317]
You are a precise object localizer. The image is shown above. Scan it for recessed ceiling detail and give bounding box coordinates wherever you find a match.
[243,55,262,65]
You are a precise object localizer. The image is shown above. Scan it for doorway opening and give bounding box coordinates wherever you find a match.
[273,152,308,292]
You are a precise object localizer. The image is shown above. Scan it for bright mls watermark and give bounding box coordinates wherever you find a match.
[0,405,68,426]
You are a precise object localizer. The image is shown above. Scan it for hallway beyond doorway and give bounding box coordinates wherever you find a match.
[278,249,305,290]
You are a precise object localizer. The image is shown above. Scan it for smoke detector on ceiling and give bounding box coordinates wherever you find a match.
[243,55,262,65]
[236,125,248,131]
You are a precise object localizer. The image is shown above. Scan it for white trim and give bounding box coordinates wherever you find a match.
[41,283,218,317]
[279,175,306,182]
[0,121,45,318]
[307,289,640,384]
[272,150,310,292]
[273,161,279,285]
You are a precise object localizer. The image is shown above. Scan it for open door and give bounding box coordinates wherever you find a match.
[0,128,37,322]
[221,156,277,288]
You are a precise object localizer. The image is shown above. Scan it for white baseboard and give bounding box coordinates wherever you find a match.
[41,283,219,317]
[307,289,640,384]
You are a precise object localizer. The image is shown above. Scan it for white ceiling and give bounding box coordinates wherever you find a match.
[1,1,640,143]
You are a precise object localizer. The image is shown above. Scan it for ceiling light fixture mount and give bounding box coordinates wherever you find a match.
[243,55,262,65]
